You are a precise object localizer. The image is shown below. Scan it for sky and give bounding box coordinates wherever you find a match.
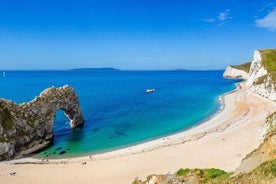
[0,0,276,70]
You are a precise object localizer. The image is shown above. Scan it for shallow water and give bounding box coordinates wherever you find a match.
[0,70,240,158]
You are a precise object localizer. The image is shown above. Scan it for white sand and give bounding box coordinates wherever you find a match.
[1,82,276,184]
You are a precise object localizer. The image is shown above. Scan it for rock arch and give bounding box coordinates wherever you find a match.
[0,85,84,160]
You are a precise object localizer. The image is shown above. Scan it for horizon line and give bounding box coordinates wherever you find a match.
[0,67,226,71]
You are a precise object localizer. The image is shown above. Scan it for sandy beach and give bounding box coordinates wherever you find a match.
[1,81,276,184]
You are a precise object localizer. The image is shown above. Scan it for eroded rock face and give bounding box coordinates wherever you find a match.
[223,66,249,79]
[247,50,268,86]
[246,50,276,101]
[250,73,276,100]
[224,50,276,101]
[0,85,84,160]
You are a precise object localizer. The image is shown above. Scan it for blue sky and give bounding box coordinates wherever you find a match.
[0,0,276,70]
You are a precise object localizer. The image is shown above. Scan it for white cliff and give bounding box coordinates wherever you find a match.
[223,65,249,79]
[246,50,276,101]
[249,73,276,100]
[224,49,276,101]
[246,50,268,86]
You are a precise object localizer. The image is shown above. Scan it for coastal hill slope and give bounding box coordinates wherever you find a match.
[0,85,84,160]
[134,49,276,184]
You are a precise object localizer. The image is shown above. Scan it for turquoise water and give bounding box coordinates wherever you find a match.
[0,70,239,158]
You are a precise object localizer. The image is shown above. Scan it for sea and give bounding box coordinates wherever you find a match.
[0,70,240,158]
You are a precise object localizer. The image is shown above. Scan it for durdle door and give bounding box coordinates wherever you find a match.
[0,85,84,160]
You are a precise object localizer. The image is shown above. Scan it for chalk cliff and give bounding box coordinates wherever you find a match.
[246,50,268,85]
[223,65,249,79]
[224,49,276,101]
[0,85,84,160]
[247,50,276,101]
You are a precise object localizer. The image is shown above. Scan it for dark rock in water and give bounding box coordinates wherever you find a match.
[55,147,62,150]
[59,150,66,155]
[0,85,85,161]
[52,151,56,154]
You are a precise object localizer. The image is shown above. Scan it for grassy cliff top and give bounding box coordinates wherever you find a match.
[259,49,276,72]
[230,62,251,73]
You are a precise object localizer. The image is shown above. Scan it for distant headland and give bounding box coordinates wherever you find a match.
[70,68,119,71]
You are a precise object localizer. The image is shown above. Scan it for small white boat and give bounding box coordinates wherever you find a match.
[146,89,155,93]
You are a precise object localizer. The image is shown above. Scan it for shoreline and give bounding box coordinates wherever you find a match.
[7,81,240,163]
[1,80,276,184]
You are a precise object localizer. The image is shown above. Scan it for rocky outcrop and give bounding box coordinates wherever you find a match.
[245,50,276,101]
[250,73,276,100]
[223,65,249,79]
[246,50,268,86]
[224,49,276,101]
[0,85,84,160]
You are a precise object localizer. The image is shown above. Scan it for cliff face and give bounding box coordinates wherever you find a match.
[223,65,249,79]
[224,49,276,101]
[246,50,276,100]
[246,50,268,85]
[0,85,84,160]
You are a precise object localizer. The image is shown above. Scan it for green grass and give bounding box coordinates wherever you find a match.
[230,62,251,73]
[260,159,276,177]
[174,168,230,183]
[252,72,276,90]
[200,168,230,183]
[233,159,276,183]
[253,74,266,86]
[175,168,191,176]
[203,168,228,179]
[259,49,276,72]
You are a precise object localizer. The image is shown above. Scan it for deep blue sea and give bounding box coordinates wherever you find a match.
[0,70,240,158]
